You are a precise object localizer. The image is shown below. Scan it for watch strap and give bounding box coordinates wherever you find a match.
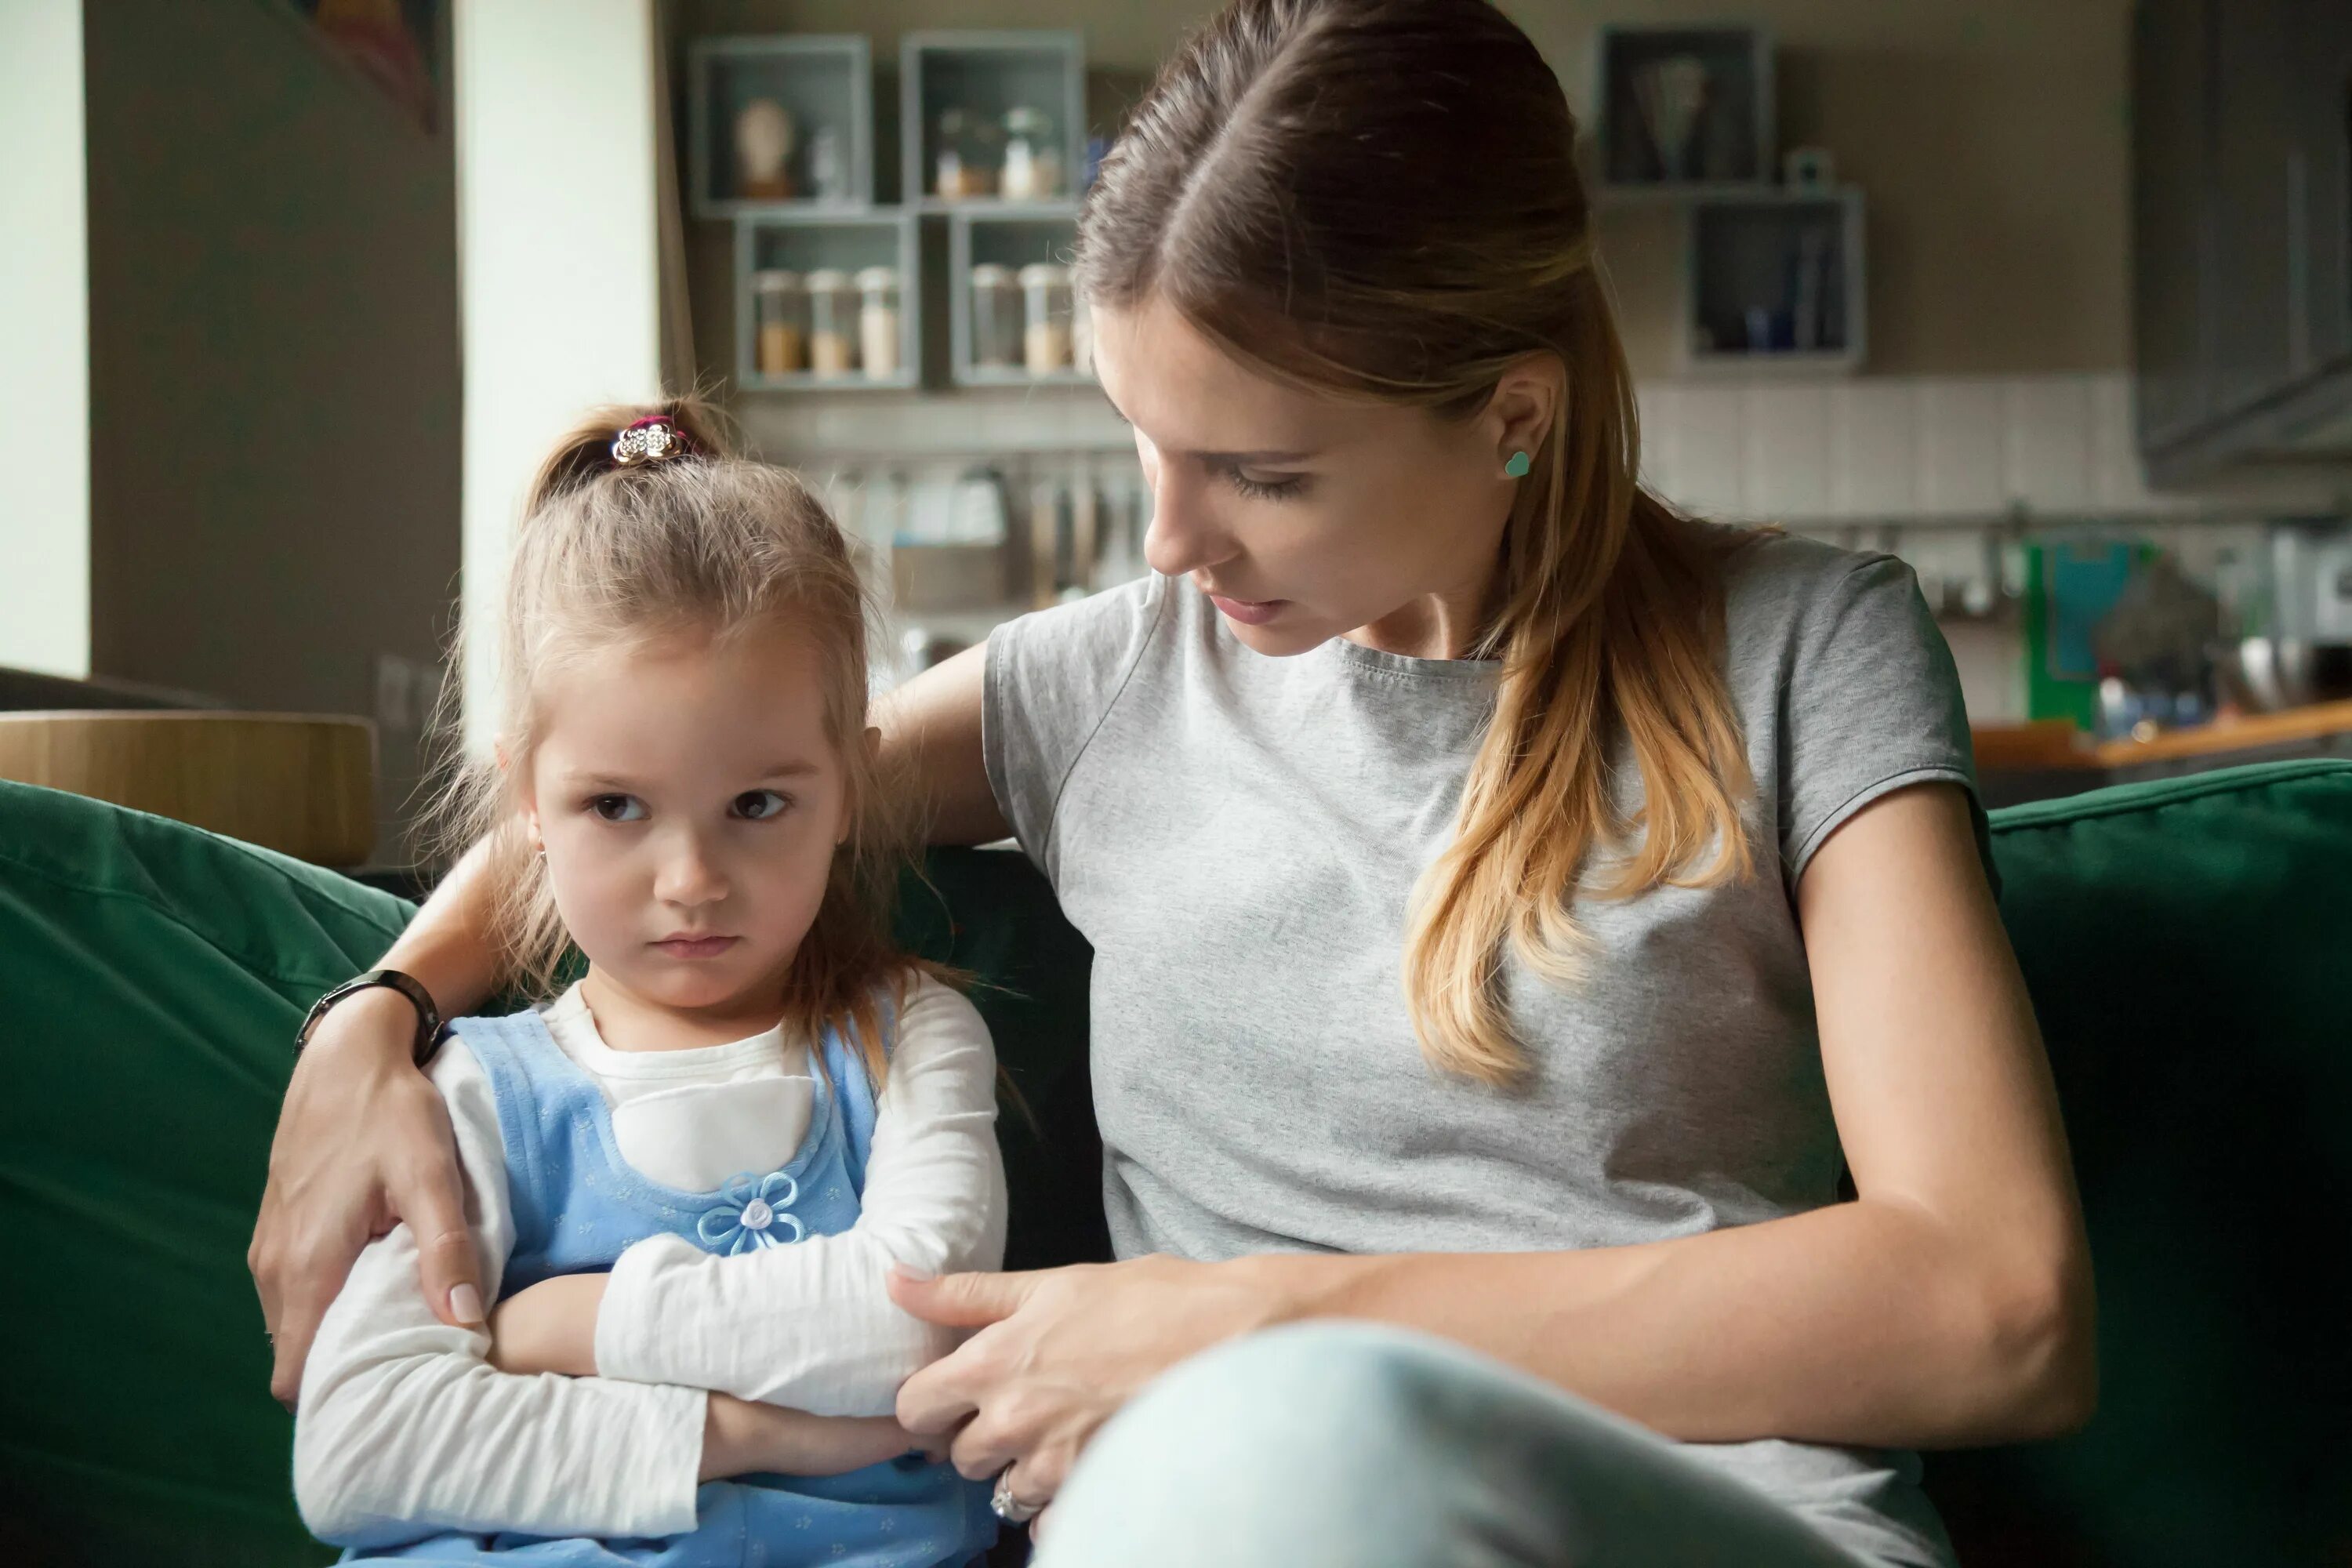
[296,969,449,1068]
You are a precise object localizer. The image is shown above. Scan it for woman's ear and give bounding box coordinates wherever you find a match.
[1485,351,1563,470]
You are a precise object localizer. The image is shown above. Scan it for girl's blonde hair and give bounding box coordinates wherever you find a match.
[426,397,919,1085]
[1078,0,1759,1087]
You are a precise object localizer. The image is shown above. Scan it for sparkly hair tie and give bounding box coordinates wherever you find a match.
[610,415,695,466]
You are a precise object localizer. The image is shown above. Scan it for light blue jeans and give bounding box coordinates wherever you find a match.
[1033,1322,1907,1568]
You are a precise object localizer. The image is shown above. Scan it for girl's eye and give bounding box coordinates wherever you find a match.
[1228,469,1308,502]
[733,789,792,821]
[588,794,646,823]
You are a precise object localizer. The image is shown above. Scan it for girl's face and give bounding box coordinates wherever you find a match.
[1090,292,1554,659]
[523,621,852,1028]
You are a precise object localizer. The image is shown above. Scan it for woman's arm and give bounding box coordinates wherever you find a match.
[876,642,1008,846]
[490,977,1007,1416]
[254,649,1002,1403]
[895,783,2096,1497]
[251,840,506,1404]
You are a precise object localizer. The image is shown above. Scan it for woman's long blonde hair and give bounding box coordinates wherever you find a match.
[423,397,920,1085]
[1077,0,1759,1086]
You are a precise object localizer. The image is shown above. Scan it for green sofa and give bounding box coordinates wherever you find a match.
[2,761,2347,1566]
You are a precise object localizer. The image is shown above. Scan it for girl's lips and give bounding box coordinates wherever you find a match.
[1207,593,1287,626]
[652,935,740,960]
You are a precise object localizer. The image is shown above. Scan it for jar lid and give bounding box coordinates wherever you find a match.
[1018,262,1073,287]
[804,267,851,289]
[969,263,1014,287]
[751,268,802,289]
[854,265,899,290]
[1004,105,1050,135]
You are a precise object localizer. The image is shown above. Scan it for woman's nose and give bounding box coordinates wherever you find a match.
[654,829,728,908]
[1142,464,1232,580]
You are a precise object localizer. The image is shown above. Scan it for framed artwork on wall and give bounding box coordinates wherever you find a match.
[281,0,441,132]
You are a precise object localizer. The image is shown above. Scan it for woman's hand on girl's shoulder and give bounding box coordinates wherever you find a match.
[249,988,485,1406]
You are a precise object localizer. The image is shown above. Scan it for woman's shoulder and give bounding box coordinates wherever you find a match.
[1702,523,1940,684]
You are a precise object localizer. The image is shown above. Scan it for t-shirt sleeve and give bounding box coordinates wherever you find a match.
[982,574,1167,876]
[1779,553,1997,895]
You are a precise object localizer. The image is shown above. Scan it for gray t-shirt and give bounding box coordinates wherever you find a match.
[982,528,1981,1566]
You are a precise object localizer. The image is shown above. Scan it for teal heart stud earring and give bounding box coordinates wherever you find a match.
[1504,450,1532,478]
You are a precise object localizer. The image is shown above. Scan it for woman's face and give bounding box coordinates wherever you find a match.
[1091,292,1552,659]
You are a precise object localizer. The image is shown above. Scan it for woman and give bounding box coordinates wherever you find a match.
[251,1,2094,1563]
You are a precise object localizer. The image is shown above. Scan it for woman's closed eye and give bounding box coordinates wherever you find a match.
[732,789,793,821]
[1225,466,1308,502]
[587,793,647,823]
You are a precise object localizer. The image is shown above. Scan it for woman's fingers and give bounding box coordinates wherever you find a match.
[887,1265,1044,1329]
[895,1323,994,1435]
[249,999,481,1406]
[394,1134,485,1330]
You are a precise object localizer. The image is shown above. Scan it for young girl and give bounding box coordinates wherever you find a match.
[292,402,1007,1566]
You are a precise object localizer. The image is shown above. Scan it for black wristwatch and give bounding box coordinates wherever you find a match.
[296,969,451,1068]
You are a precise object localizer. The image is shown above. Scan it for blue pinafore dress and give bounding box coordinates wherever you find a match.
[343,1007,998,1567]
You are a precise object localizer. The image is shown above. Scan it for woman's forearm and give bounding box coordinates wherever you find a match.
[1254,1194,2095,1450]
[376,837,504,1018]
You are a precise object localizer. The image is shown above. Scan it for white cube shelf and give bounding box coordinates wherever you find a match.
[691,36,874,216]
[902,31,1086,212]
[735,210,920,393]
[1684,187,1866,376]
[946,204,1091,388]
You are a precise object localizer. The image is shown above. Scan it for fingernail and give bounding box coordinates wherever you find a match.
[450,1283,485,1325]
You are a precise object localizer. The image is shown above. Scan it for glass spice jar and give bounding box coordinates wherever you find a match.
[1018,261,1073,375]
[855,265,901,380]
[805,268,857,378]
[752,269,807,376]
[969,263,1022,369]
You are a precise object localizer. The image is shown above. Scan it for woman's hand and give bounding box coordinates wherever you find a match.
[249,988,485,1406]
[488,1272,608,1377]
[701,1394,942,1480]
[888,1255,1292,1516]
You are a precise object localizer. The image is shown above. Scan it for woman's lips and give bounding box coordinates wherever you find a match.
[1207,593,1287,626]
[652,935,740,960]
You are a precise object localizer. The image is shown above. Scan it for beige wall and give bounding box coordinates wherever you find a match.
[678,0,2132,379]
[80,0,462,857]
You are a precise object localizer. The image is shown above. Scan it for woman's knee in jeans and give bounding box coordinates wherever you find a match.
[1036,1322,1506,1566]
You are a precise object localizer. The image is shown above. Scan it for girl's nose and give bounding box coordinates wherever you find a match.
[653,829,729,908]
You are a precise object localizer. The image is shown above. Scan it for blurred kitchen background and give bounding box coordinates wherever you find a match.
[5,0,2351,867]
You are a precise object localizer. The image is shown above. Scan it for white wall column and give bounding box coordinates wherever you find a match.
[0,0,92,677]
[454,0,666,743]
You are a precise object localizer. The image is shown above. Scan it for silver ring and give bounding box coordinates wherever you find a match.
[990,1468,1042,1525]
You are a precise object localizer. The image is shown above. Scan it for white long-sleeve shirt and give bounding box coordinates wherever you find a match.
[292,973,1006,1548]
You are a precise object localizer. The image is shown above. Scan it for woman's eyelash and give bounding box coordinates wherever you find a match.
[1227,470,1307,501]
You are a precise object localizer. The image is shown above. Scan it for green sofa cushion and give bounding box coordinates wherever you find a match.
[0,779,412,1566]
[2,760,2347,1566]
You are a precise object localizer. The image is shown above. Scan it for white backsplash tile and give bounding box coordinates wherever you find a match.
[1916,378,2009,517]
[2001,376,2096,513]
[1671,386,1749,519]
[1743,384,1833,521]
[1828,380,1918,517]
